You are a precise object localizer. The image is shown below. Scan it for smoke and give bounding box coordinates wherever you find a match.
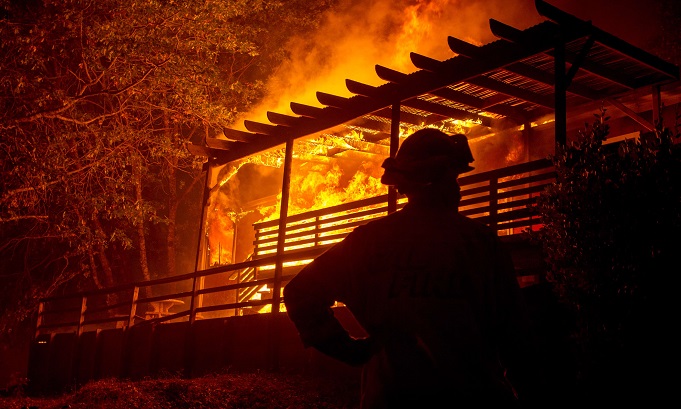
[234,0,541,128]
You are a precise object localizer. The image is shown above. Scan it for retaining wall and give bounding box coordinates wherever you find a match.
[27,309,363,394]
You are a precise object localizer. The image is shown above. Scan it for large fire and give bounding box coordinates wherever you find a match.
[206,118,503,266]
[201,0,547,313]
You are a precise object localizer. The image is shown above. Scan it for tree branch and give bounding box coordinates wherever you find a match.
[0,215,49,223]
[11,60,168,125]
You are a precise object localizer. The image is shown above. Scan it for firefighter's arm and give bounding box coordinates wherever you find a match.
[284,247,374,367]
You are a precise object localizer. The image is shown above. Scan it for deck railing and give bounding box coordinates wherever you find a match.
[253,158,555,255]
[34,158,555,337]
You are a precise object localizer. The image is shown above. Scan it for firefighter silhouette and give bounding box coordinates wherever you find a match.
[285,128,543,408]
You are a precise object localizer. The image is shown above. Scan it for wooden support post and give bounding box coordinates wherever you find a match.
[184,156,213,378]
[235,268,242,316]
[314,216,320,247]
[522,121,531,163]
[231,221,238,264]
[127,287,139,329]
[270,137,294,372]
[489,178,499,232]
[73,295,88,387]
[554,34,567,149]
[272,137,294,314]
[34,301,44,340]
[189,159,213,325]
[388,103,401,214]
[77,296,87,337]
[652,84,661,128]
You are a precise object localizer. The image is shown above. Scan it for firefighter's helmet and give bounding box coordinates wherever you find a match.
[380,128,474,186]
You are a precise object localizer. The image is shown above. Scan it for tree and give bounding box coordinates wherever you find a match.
[535,109,681,403]
[0,0,334,337]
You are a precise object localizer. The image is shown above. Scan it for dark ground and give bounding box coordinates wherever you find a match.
[0,371,361,409]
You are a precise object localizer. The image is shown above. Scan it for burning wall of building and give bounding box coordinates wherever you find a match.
[204,120,529,268]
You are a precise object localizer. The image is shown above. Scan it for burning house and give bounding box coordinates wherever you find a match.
[28,0,680,391]
[186,0,679,314]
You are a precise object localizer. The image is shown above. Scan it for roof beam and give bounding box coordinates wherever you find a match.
[410,52,534,122]
[370,106,434,126]
[205,137,237,150]
[212,138,288,166]
[468,76,554,108]
[226,19,586,159]
[402,98,481,123]
[243,120,286,136]
[316,92,374,111]
[290,102,330,119]
[186,143,213,157]
[221,128,258,143]
[345,79,384,98]
[267,111,302,127]
[448,36,604,101]
[535,0,679,79]
[375,65,484,122]
[489,18,639,90]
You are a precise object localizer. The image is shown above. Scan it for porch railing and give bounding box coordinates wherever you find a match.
[253,158,555,255]
[34,158,555,337]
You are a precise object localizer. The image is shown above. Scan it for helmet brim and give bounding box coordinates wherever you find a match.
[380,156,474,186]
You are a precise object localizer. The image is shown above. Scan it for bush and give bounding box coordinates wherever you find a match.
[535,109,680,404]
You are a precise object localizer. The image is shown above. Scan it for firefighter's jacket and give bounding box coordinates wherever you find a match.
[284,202,539,408]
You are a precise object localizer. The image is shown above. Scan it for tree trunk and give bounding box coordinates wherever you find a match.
[87,247,103,289]
[133,154,152,298]
[165,116,178,285]
[167,155,178,279]
[91,215,115,288]
[90,214,120,308]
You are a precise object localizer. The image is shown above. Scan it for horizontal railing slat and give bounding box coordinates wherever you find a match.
[254,195,390,229]
[82,315,130,327]
[255,214,381,245]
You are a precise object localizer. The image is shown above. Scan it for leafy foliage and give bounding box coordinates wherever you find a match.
[0,0,335,338]
[536,108,681,399]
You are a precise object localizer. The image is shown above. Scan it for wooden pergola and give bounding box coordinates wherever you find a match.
[190,0,678,163]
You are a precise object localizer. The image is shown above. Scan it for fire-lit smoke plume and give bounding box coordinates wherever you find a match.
[235,0,540,127]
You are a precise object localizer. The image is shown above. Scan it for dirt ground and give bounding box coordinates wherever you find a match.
[0,371,361,409]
